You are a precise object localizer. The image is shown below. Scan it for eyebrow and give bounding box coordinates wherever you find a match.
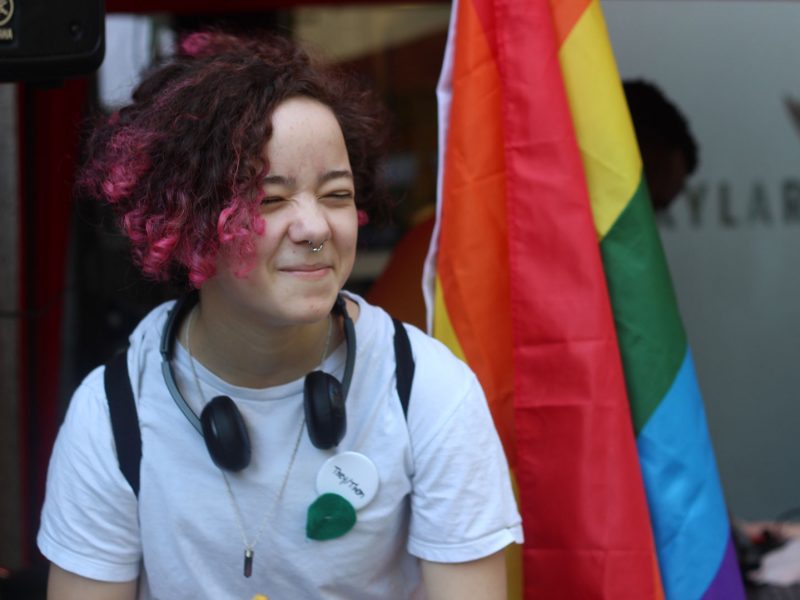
[262,174,295,186]
[318,170,353,185]
[261,170,353,187]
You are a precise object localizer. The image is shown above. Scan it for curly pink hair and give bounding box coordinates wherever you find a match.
[78,31,388,287]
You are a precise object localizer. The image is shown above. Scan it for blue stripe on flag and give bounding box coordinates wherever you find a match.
[637,350,730,599]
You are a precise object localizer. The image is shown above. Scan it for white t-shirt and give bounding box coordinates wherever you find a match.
[38,293,523,600]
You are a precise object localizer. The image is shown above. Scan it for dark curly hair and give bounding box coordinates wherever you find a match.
[79,31,389,287]
[623,79,698,174]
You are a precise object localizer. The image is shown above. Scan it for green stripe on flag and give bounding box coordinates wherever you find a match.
[600,178,687,433]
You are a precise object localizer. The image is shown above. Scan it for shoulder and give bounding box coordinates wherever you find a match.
[348,293,486,442]
[349,292,476,385]
[401,320,483,413]
[126,299,176,353]
[55,361,130,479]
[63,364,113,436]
[56,299,176,454]
[403,322,476,381]
[119,299,178,388]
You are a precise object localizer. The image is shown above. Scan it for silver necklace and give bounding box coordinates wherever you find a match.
[186,307,332,578]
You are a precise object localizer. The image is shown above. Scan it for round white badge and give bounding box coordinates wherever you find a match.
[316,452,379,510]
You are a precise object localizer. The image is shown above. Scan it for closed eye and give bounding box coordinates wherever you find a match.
[324,190,354,200]
[261,196,285,205]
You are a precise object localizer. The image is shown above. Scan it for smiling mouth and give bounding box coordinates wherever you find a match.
[281,265,332,279]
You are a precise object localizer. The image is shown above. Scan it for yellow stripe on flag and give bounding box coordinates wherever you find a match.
[558,0,641,238]
[433,275,467,362]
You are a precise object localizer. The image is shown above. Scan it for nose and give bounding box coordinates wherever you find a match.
[287,195,331,247]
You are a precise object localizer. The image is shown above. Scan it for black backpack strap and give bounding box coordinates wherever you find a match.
[104,349,141,497]
[392,318,415,418]
[103,319,413,495]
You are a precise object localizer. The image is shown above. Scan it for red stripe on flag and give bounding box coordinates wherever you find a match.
[468,0,592,59]
[497,1,662,595]
[438,0,666,596]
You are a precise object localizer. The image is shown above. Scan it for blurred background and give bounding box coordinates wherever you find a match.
[1,0,799,592]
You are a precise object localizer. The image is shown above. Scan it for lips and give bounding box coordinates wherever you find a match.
[281,263,329,272]
[280,264,332,279]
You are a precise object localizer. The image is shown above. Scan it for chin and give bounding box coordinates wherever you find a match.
[282,291,341,323]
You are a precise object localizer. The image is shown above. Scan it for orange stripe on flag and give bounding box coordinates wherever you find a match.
[549,0,592,46]
[437,0,516,459]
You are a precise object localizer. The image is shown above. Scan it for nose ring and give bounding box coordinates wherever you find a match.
[307,240,325,253]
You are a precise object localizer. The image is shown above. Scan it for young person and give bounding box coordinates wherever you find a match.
[38,31,522,600]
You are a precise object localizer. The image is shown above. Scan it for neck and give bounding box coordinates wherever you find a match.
[182,295,340,389]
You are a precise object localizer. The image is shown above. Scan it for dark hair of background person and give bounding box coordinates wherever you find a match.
[624,79,699,212]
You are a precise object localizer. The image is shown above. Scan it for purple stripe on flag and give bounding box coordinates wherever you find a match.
[702,535,745,600]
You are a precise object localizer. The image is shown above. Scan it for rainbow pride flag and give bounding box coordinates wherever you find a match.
[423,0,746,597]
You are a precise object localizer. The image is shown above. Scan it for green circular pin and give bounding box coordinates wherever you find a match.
[306,493,356,541]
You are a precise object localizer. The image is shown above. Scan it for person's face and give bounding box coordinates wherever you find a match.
[205,96,357,326]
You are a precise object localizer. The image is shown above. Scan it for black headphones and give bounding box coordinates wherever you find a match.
[160,292,356,472]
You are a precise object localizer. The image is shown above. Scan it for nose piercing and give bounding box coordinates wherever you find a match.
[307,240,325,253]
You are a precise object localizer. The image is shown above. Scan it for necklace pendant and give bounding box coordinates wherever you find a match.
[244,548,254,578]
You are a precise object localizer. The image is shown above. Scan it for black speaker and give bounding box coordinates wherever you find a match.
[0,0,105,82]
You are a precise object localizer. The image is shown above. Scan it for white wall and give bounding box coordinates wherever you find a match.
[604,0,800,519]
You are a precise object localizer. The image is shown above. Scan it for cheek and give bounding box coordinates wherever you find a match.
[344,220,358,249]
[337,214,359,269]
[251,218,285,257]
[211,222,280,282]
[212,246,242,281]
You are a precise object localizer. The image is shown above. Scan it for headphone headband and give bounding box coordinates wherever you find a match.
[160,292,355,440]
[332,294,356,401]
[161,291,202,433]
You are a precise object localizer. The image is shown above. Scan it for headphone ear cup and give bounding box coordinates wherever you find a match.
[304,371,346,449]
[200,395,251,472]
